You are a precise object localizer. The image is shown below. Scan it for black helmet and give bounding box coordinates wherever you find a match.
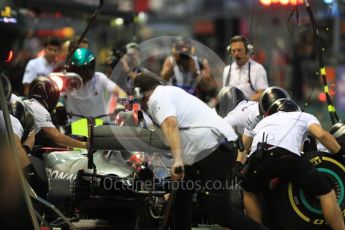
[69,48,96,83]
[0,73,12,102]
[259,86,290,115]
[266,98,300,116]
[216,87,247,117]
[9,100,34,142]
[133,69,163,93]
[28,76,60,112]
[330,122,345,139]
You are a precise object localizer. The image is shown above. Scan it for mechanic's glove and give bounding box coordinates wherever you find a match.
[231,161,244,182]
[171,161,184,182]
[333,148,345,161]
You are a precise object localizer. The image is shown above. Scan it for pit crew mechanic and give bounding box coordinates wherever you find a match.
[241,98,345,230]
[215,86,257,174]
[216,86,291,224]
[1,74,35,169]
[223,35,268,101]
[133,72,268,230]
[24,76,86,149]
[65,48,126,121]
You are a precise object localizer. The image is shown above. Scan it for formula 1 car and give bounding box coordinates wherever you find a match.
[31,110,173,229]
[33,116,345,230]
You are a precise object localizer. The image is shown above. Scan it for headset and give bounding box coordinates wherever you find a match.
[227,35,252,55]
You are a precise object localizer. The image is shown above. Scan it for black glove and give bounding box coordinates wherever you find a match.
[232,161,244,182]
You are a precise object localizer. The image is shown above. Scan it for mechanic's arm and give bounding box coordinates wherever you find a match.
[308,123,341,154]
[236,134,253,164]
[160,116,184,181]
[42,127,87,149]
[13,134,31,168]
[22,130,35,150]
[161,57,174,81]
[112,85,127,98]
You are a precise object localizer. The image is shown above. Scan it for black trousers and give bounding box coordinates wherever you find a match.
[242,147,331,196]
[171,143,267,230]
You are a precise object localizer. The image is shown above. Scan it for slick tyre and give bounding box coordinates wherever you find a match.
[268,152,345,230]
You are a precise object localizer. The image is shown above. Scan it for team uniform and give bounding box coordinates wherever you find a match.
[222,59,268,99]
[0,111,24,139]
[167,56,201,94]
[65,72,116,121]
[148,85,237,165]
[242,111,331,196]
[22,56,56,85]
[24,98,55,133]
[224,100,258,134]
[146,85,266,230]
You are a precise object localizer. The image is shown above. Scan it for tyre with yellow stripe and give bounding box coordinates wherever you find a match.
[268,152,345,230]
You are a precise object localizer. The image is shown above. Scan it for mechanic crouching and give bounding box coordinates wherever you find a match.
[23,76,87,149]
[133,71,267,230]
[241,98,345,230]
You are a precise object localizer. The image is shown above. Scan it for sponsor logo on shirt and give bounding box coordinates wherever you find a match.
[151,100,160,113]
[46,114,52,122]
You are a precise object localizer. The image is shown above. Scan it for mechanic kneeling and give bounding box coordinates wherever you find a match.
[24,76,87,149]
[241,98,345,230]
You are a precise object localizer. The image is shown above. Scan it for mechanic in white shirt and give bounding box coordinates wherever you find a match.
[1,74,35,169]
[216,86,256,134]
[66,48,126,121]
[218,86,289,224]
[239,86,290,165]
[241,98,345,230]
[215,87,261,181]
[133,72,267,230]
[223,35,268,101]
[22,37,61,96]
[24,76,86,149]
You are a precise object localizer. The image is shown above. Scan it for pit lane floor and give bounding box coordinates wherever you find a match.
[73,219,226,229]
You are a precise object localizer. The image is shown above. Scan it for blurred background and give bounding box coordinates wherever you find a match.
[3,0,345,128]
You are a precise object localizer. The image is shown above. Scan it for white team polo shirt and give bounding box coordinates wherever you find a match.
[224,100,258,134]
[243,103,262,137]
[250,111,320,156]
[222,59,268,98]
[22,56,56,84]
[147,85,238,165]
[65,72,116,121]
[24,98,55,133]
[0,111,24,139]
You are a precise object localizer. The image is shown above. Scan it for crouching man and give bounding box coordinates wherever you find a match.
[241,98,345,230]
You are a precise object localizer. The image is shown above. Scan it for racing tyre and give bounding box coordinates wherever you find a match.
[268,151,345,230]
